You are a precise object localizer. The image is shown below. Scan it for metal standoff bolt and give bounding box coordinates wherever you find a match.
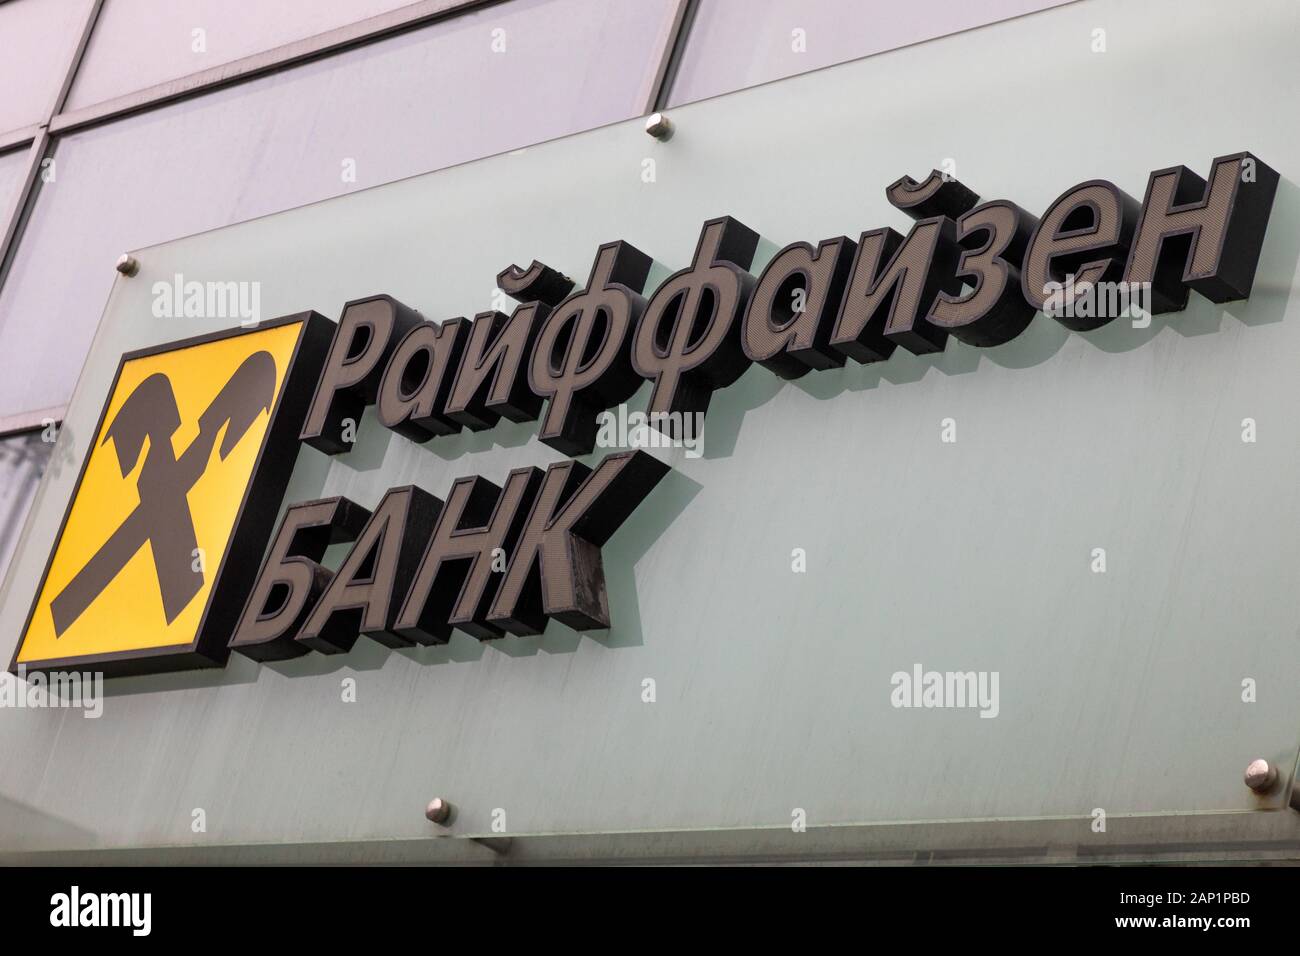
[1244,758,1278,794]
[115,254,139,277]
[425,797,454,825]
[644,112,674,141]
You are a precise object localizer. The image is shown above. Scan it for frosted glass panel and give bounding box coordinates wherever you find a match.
[0,0,94,133]
[66,0,426,109]
[0,0,677,418]
[668,0,1074,106]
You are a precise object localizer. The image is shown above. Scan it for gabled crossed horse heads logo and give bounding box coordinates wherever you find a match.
[12,317,323,676]
[49,351,275,635]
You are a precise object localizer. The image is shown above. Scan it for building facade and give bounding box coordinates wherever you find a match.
[2,0,1299,864]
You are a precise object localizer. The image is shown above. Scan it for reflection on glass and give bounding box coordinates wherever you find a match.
[0,430,52,589]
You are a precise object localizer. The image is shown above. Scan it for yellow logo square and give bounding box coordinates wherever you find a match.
[13,320,313,674]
